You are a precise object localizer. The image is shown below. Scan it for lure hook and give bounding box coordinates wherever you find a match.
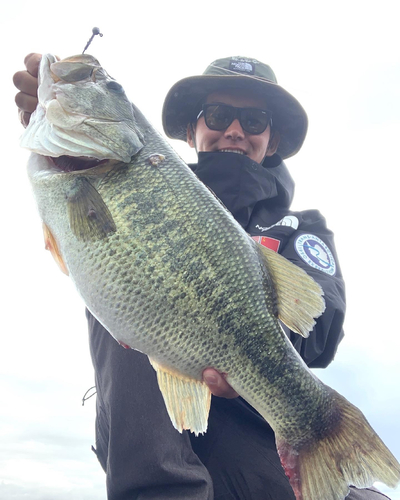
[82,27,103,54]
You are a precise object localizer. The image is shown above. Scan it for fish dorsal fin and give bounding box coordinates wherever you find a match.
[256,243,325,338]
[66,177,116,241]
[149,358,211,436]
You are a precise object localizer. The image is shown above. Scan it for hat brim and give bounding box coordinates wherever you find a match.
[162,74,308,160]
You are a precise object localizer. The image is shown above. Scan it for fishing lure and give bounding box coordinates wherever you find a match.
[82,27,103,54]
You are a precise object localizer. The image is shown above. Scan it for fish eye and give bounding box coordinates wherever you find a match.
[106,81,124,93]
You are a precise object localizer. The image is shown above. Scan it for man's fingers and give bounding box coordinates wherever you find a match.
[13,71,38,97]
[13,71,39,128]
[13,53,42,128]
[23,53,42,77]
[15,91,38,114]
[203,368,239,399]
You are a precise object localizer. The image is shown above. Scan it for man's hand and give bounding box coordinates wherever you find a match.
[203,368,239,399]
[13,53,41,127]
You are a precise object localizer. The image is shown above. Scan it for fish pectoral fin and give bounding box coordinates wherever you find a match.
[256,243,325,338]
[149,358,211,436]
[43,223,69,275]
[66,177,116,241]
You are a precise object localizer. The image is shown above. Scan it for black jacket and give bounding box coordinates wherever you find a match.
[191,152,345,368]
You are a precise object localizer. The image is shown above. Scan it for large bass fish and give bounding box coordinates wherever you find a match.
[21,54,400,500]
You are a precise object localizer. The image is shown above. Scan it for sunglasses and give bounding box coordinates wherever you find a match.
[197,103,273,135]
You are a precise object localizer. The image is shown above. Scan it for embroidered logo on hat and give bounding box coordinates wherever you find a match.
[229,57,256,75]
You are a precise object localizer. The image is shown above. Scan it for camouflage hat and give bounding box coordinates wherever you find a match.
[162,56,308,159]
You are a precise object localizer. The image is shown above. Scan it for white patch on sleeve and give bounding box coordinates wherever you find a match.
[295,234,336,276]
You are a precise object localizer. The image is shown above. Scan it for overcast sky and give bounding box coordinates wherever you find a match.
[1,0,399,499]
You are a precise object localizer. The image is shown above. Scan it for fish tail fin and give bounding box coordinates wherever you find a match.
[275,390,400,500]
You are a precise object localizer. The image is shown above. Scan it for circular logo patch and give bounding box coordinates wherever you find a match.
[295,234,336,276]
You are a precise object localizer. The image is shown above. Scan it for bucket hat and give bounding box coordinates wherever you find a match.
[162,56,308,159]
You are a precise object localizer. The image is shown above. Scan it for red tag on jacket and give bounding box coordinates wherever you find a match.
[252,235,280,253]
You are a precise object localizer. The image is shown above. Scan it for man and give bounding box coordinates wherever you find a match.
[14,55,389,499]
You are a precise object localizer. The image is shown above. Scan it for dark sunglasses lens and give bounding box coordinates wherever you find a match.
[240,109,269,134]
[203,105,270,135]
[204,105,235,131]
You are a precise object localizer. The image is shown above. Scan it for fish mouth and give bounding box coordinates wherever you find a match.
[49,155,107,172]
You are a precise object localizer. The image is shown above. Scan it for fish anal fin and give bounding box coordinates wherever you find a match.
[43,223,69,275]
[275,389,400,500]
[66,177,116,242]
[256,242,325,338]
[149,358,211,436]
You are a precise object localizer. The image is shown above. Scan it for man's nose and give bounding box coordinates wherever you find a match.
[224,119,245,140]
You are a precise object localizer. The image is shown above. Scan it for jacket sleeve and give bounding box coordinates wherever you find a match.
[276,210,346,368]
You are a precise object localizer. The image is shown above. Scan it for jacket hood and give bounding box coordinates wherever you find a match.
[190,152,295,229]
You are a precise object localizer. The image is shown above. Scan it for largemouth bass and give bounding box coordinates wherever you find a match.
[21,54,400,500]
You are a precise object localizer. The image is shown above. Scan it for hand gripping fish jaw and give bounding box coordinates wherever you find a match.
[20,53,144,169]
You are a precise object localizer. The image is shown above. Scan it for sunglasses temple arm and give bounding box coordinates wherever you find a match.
[189,123,199,154]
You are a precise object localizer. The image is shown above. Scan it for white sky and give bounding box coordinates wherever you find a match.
[1,0,399,498]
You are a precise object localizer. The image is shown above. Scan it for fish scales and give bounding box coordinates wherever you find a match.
[22,54,400,500]
[31,122,327,434]
[31,114,342,448]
